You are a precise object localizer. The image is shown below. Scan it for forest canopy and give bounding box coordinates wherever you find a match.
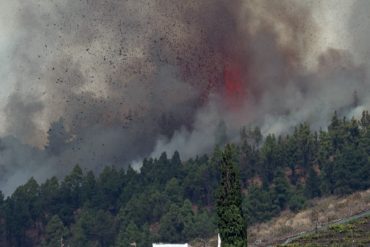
[1,111,370,246]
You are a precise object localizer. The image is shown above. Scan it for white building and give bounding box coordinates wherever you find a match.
[152,234,221,247]
[152,244,188,247]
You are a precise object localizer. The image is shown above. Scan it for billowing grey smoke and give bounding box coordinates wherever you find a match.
[0,0,369,195]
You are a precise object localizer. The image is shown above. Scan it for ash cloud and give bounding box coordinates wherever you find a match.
[0,0,369,194]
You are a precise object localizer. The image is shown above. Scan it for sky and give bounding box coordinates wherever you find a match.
[0,1,361,135]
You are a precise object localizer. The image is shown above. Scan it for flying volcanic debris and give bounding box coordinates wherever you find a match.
[0,0,369,194]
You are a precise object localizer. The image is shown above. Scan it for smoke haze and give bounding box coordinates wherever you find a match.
[0,0,369,195]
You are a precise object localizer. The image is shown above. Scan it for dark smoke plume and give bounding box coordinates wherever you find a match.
[0,0,369,195]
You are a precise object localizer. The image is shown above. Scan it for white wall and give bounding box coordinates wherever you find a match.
[153,244,188,247]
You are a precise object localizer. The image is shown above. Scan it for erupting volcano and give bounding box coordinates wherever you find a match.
[0,0,369,196]
[223,61,246,109]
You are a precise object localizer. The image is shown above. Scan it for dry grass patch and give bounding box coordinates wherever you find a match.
[247,189,370,246]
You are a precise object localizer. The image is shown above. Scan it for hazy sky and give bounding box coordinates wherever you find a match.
[0,0,360,136]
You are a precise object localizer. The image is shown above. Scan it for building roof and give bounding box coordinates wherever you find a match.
[152,244,188,247]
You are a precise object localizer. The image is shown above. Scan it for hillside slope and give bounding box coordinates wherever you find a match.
[280,215,370,246]
[247,189,370,246]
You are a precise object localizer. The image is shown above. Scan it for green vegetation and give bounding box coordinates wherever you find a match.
[216,144,247,247]
[1,111,370,246]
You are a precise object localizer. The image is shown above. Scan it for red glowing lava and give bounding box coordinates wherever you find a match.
[223,61,245,109]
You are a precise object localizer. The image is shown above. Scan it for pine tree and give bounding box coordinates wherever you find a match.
[261,134,280,184]
[272,168,291,212]
[334,144,370,195]
[216,144,247,247]
[305,167,321,198]
[42,215,66,247]
[244,186,275,224]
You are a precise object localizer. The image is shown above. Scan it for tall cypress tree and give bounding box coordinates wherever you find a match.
[216,144,247,247]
